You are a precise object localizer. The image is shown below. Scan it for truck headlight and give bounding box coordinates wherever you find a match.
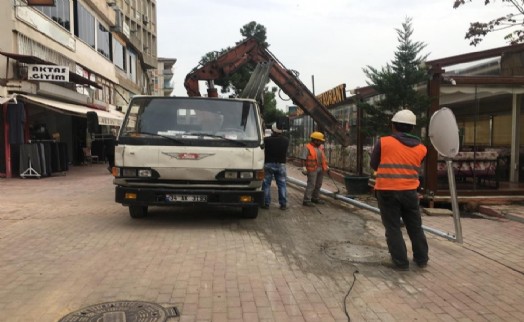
[239,172,253,179]
[224,171,238,179]
[117,167,155,178]
[221,170,262,180]
[122,168,136,177]
[138,169,152,177]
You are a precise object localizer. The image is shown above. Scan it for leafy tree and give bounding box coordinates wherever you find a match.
[198,21,281,120]
[360,17,429,138]
[198,21,268,94]
[239,21,268,47]
[453,0,524,46]
[262,86,285,126]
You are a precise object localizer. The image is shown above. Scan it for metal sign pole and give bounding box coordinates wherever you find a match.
[428,107,463,243]
[446,159,463,243]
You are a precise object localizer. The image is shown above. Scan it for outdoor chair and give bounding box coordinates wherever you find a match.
[82,147,99,164]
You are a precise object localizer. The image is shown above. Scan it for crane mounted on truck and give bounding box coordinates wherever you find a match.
[112,38,350,220]
[184,37,351,147]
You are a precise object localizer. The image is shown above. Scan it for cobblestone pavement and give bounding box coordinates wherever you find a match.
[0,163,523,322]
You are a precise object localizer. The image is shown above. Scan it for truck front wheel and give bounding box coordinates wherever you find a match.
[129,205,148,218]
[242,206,258,219]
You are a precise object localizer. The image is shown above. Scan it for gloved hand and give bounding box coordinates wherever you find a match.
[301,166,308,175]
[326,167,331,174]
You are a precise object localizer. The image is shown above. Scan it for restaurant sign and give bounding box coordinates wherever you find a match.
[28,64,69,82]
[316,84,346,107]
[296,84,347,116]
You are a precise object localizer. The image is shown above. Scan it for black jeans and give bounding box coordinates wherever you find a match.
[376,190,429,267]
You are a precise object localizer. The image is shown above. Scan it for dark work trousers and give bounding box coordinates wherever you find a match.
[303,168,324,202]
[376,190,429,267]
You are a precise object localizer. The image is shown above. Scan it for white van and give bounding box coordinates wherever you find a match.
[113,96,265,218]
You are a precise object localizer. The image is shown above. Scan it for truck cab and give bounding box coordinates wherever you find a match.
[113,96,265,218]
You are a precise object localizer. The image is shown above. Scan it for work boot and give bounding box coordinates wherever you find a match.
[302,201,315,207]
[387,263,410,271]
[383,260,409,271]
[311,198,325,205]
[414,260,428,268]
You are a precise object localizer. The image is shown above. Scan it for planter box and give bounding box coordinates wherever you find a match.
[344,176,370,195]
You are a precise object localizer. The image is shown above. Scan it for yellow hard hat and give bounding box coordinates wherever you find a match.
[310,131,325,141]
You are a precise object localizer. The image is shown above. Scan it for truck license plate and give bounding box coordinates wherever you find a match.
[166,194,207,202]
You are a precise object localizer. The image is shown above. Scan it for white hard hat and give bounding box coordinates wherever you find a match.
[391,109,416,125]
[271,122,282,133]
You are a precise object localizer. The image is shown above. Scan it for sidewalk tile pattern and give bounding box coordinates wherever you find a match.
[0,163,522,322]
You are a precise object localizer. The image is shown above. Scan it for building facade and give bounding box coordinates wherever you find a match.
[0,0,158,178]
[288,45,524,198]
[150,57,176,96]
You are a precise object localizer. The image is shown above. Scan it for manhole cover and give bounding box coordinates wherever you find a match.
[324,241,389,264]
[58,300,179,322]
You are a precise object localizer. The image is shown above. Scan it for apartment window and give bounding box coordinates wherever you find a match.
[34,0,71,31]
[113,40,126,70]
[127,49,137,83]
[97,23,111,59]
[75,1,95,49]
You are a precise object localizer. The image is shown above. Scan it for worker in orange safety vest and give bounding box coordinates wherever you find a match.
[300,131,329,207]
[370,109,428,271]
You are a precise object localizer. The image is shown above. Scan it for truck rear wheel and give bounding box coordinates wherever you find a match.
[129,205,148,218]
[242,206,258,219]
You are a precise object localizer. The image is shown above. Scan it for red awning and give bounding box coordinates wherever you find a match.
[0,50,102,89]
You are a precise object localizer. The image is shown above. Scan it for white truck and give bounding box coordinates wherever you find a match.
[113,96,265,219]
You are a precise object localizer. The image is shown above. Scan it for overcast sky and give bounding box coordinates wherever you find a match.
[157,0,514,110]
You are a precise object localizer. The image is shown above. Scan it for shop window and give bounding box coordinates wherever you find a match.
[492,114,512,146]
[463,116,490,147]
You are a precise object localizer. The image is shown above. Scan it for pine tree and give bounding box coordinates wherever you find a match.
[360,17,429,138]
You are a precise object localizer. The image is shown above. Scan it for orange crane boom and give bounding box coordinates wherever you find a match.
[184,38,350,146]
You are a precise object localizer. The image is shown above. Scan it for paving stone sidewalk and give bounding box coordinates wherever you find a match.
[0,163,522,322]
[287,164,524,321]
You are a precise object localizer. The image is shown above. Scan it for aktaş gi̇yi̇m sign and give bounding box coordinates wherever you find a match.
[27,64,69,82]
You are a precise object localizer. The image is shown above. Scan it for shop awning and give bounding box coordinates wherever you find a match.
[18,94,123,126]
[440,85,524,105]
[0,94,18,105]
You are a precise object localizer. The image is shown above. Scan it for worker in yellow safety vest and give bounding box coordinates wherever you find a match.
[300,131,329,207]
[370,109,428,271]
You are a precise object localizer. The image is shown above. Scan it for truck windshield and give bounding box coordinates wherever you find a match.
[120,97,261,143]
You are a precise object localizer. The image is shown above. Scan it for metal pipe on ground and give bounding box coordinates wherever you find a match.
[287,176,458,242]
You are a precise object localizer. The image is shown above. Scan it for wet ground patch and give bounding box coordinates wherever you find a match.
[321,240,389,264]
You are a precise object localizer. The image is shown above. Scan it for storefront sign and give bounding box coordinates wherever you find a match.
[295,84,347,116]
[98,115,122,126]
[28,64,69,82]
[316,84,346,107]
